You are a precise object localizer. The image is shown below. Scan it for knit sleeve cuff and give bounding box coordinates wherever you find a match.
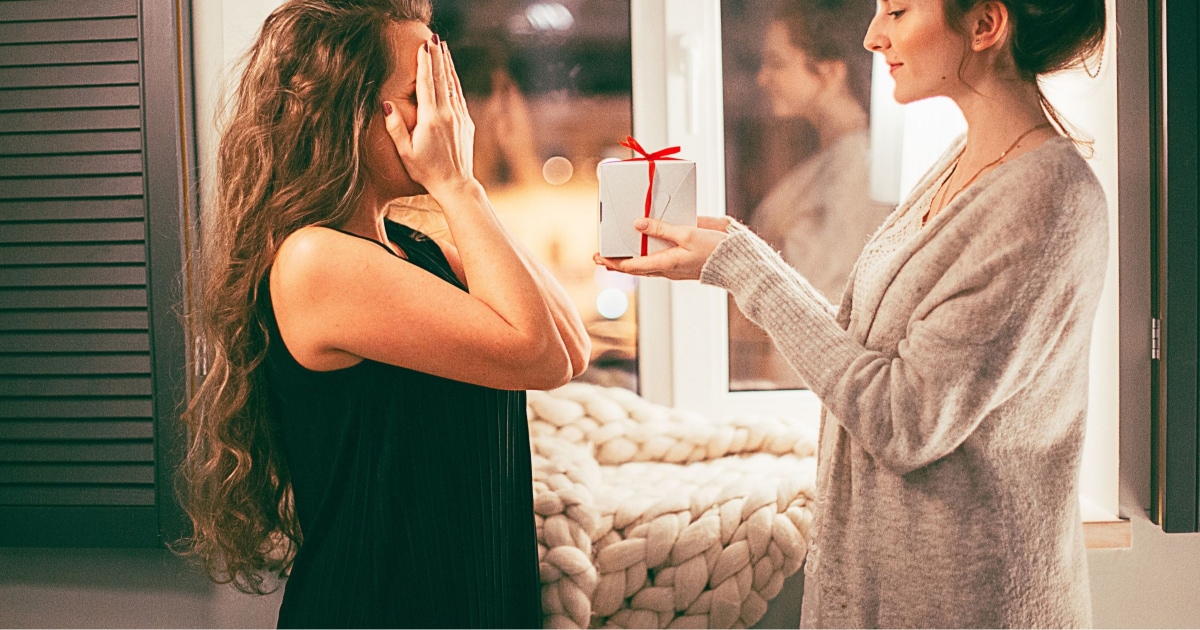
[698,220,861,398]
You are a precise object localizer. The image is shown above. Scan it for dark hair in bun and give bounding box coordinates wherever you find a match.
[946,0,1107,149]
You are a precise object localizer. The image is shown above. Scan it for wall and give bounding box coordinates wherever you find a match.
[0,548,280,628]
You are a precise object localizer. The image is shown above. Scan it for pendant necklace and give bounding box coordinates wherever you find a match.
[923,122,1053,226]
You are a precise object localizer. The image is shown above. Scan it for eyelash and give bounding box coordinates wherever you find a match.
[889,10,905,18]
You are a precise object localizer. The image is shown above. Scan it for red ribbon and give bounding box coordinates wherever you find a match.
[620,136,682,255]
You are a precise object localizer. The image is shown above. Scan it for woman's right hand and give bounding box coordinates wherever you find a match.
[384,39,476,198]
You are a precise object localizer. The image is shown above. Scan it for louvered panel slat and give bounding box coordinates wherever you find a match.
[0,376,152,396]
[0,41,139,67]
[0,309,148,331]
[0,198,143,220]
[0,63,140,89]
[0,153,142,177]
[0,85,140,111]
[0,397,153,418]
[0,332,149,353]
[0,419,152,440]
[0,107,139,133]
[0,376,153,396]
[0,0,139,22]
[0,440,151,462]
[0,243,145,265]
[0,375,151,396]
[0,265,146,287]
[0,463,153,484]
[0,485,154,506]
[0,287,147,308]
[0,353,149,375]
[0,18,139,44]
[0,131,142,157]
[0,176,143,199]
[0,221,143,244]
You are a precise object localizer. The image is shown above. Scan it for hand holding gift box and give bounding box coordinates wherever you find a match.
[598,137,697,258]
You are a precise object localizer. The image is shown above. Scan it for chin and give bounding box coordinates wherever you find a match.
[891,86,923,106]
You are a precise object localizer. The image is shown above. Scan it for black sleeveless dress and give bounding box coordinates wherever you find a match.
[263,220,542,628]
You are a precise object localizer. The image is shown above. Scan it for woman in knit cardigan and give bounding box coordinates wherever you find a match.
[597,0,1108,627]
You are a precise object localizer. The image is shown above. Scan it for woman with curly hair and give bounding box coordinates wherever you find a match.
[179,0,589,626]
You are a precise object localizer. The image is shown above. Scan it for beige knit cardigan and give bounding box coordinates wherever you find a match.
[700,136,1107,628]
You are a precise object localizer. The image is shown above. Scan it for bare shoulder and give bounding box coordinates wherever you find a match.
[273,225,389,296]
[275,226,347,283]
[270,226,382,371]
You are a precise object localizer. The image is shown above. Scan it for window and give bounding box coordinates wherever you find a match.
[632,0,1123,521]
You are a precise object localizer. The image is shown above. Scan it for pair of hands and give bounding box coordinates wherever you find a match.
[382,38,475,199]
[593,216,733,281]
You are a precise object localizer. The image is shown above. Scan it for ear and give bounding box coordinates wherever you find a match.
[967,1,1010,52]
[814,58,848,90]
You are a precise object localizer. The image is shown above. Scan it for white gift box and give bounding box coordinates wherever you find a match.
[598,158,697,258]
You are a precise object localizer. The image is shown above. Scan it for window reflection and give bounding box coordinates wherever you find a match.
[391,0,636,390]
[722,0,890,391]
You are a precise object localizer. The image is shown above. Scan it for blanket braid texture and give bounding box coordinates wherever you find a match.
[527,383,819,629]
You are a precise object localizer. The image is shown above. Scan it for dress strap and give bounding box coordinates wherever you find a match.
[328,227,405,259]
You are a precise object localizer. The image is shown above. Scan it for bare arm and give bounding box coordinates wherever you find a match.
[438,234,590,378]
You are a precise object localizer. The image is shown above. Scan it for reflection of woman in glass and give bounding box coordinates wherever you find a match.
[180,1,588,626]
[730,0,890,390]
[599,0,1107,626]
[750,0,888,303]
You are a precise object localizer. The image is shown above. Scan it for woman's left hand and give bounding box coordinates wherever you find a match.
[594,216,732,280]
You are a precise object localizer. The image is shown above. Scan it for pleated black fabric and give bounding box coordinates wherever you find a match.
[262,220,542,629]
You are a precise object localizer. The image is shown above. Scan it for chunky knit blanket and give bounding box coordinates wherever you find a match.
[527,383,818,629]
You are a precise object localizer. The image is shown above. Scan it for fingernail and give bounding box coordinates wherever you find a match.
[432,33,440,45]
[634,218,648,230]
[383,101,393,116]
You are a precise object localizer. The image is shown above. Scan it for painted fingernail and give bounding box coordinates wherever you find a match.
[432,33,440,45]
[383,101,393,116]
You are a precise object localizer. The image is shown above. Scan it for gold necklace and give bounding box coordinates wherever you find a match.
[924,122,1053,226]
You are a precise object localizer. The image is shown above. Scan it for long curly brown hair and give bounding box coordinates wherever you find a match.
[178,0,432,594]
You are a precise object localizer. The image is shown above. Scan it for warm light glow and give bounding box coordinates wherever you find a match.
[596,288,630,320]
[525,2,574,32]
[542,156,574,185]
[594,266,637,292]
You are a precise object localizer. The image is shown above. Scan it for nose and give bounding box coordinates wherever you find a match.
[863,12,887,53]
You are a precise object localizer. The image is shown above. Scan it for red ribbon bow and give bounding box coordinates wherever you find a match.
[620,136,682,255]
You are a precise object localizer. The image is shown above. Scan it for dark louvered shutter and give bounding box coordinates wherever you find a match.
[0,0,195,547]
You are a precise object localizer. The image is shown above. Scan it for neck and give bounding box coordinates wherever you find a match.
[952,75,1051,167]
[811,90,868,151]
[342,185,392,243]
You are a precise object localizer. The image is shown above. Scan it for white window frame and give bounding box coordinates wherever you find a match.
[631,0,1121,521]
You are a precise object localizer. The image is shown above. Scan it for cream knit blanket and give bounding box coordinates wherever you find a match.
[527,383,818,629]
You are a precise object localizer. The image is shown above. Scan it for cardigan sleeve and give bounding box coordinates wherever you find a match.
[701,184,1106,476]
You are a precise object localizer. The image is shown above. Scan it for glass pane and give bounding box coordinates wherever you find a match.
[721,0,891,391]
[414,0,636,390]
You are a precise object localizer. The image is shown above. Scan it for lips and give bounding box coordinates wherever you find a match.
[888,62,902,74]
